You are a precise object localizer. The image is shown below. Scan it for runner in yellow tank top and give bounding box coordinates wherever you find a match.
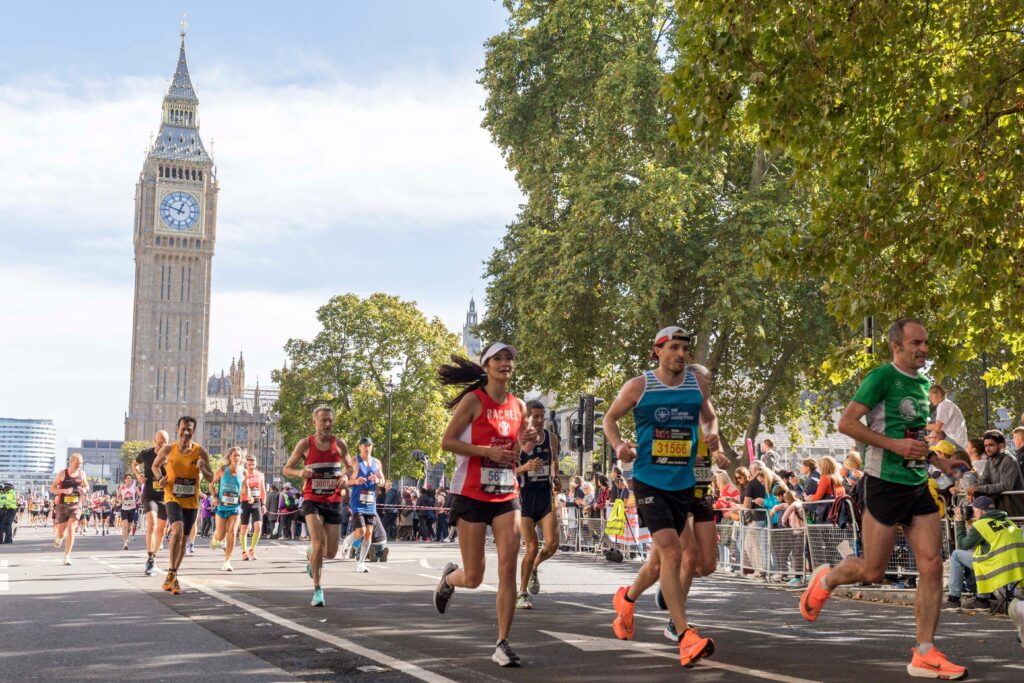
[153,416,213,594]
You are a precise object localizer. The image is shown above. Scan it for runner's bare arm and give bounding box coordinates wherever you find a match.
[336,438,352,485]
[49,472,63,496]
[516,398,539,453]
[131,459,146,483]
[603,376,644,463]
[839,401,928,459]
[696,374,721,452]
[153,445,171,483]
[81,475,90,493]
[283,440,310,479]
[550,430,560,478]
[196,447,214,480]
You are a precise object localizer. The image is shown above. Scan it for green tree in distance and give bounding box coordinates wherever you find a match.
[479,0,846,447]
[272,293,465,480]
[666,0,1024,386]
[120,441,150,481]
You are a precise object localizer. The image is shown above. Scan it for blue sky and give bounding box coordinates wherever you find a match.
[0,2,520,460]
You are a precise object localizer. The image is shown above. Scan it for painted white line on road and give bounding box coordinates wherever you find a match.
[542,630,822,683]
[1,560,8,567]
[552,599,800,641]
[0,573,8,591]
[179,578,457,683]
[1005,664,1024,670]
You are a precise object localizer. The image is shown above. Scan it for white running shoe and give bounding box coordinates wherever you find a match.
[222,560,233,572]
[340,537,352,561]
[63,556,72,566]
[355,563,369,574]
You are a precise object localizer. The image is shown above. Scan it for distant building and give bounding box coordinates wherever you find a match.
[0,417,57,494]
[67,440,125,485]
[462,297,482,359]
[204,352,286,481]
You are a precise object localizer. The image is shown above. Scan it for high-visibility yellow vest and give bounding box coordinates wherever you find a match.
[605,499,626,537]
[972,515,1024,594]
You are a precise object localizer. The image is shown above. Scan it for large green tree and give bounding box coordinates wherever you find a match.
[479,0,845,445]
[272,293,465,479]
[666,0,1024,384]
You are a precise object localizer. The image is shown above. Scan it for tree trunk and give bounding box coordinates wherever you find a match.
[744,343,799,446]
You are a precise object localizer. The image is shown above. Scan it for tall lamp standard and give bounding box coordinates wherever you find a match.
[385,380,396,478]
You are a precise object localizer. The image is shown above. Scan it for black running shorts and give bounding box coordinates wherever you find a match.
[240,501,263,526]
[633,479,694,535]
[863,475,937,528]
[165,502,198,536]
[142,494,167,521]
[301,500,343,526]
[120,508,138,524]
[519,487,553,521]
[352,512,377,529]
[690,494,715,524]
[448,494,520,527]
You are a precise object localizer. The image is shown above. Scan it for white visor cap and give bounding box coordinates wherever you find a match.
[653,326,692,346]
[480,342,519,365]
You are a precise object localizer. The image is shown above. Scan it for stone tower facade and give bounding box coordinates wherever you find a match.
[125,24,218,442]
[462,297,482,359]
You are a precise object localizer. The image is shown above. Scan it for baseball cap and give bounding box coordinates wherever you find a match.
[651,326,692,359]
[929,440,957,457]
[480,342,519,365]
[971,496,995,512]
[358,437,374,446]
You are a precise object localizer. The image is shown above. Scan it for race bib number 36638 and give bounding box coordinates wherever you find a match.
[652,427,692,466]
[480,466,515,494]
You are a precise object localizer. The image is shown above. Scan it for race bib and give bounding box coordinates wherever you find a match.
[694,466,714,483]
[359,490,376,506]
[652,427,693,466]
[63,495,79,505]
[312,475,339,496]
[528,465,550,481]
[249,487,261,500]
[152,479,164,491]
[220,491,239,506]
[172,477,197,498]
[480,466,515,495]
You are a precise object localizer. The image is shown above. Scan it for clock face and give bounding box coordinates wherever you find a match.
[159,191,201,231]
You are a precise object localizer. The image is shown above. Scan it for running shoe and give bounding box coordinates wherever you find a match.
[378,546,389,563]
[249,550,258,561]
[906,647,967,679]
[516,592,533,610]
[612,586,635,640]
[655,585,667,610]
[210,536,220,551]
[664,618,679,641]
[305,544,313,578]
[186,543,195,555]
[311,588,325,607]
[528,569,541,595]
[491,639,521,667]
[222,560,233,572]
[123,543,129,551]
[170,578,181,595]
[678,627,715,667]
[1010,598,1024,650]
[355,563,369,574]
[434,562,458,614]
[242,552,250,561]
[162,571,175,591]
[339,537,352,561]
[144,556,155,577]
[800,564,832,622]
[63,556,72,566]
[52,537,61,549]
[787,576,804,587]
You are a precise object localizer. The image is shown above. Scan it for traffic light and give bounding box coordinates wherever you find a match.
[570,418,584,452]
[583,395,605,452]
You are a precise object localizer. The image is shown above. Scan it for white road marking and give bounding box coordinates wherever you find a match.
[552,599,800,641]
[177,577,457,683]
[0,573,8,591]
[542,630,823,683]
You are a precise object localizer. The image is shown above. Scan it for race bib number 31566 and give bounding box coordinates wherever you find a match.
[652,427,692,466]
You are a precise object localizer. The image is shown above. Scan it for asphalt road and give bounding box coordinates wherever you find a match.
[2,525,1023,682]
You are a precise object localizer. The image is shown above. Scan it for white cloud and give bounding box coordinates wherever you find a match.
[0,61,521,246]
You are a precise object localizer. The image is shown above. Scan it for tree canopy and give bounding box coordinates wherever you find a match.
[272,293,465,479]
[479,0,846,445]
[666,0,1024,385]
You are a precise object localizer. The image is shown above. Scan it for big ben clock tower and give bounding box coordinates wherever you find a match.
[125,21,217,442]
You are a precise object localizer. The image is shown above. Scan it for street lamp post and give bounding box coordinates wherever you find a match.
[101,454,105,487]
[385,380,396,478]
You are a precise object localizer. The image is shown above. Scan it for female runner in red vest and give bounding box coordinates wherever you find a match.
[433,342,537,668]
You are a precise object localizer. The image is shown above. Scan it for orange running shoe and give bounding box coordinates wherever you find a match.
[678,627,715,667]
[612,586,635,640]
[906,647,967,679]
[170,578,181,595]
[161,571,175,592]
[800,564,832,622]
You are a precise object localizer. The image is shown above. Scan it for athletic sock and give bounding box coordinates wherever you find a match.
[916,643,934,655]
[250,530,261,551]
[343,532,357,545]
[358,536,372,564]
